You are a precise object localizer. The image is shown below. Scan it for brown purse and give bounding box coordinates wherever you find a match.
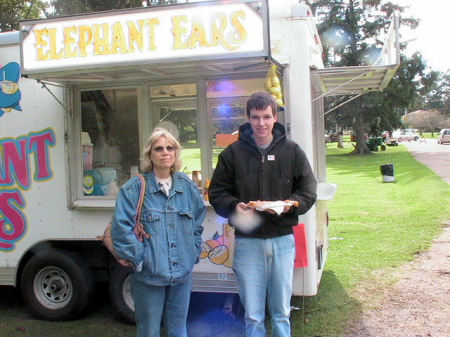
[98,174,150,267]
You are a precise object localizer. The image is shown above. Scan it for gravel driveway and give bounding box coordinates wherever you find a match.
[402,138,450,183]
[344,138,450,337]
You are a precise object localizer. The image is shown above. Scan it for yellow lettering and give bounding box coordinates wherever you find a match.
[187,20,209,49]
[63,26,77,58]
[48,28,63,59]
[78,25,93,57]
[146,18,159,51]
[172,15,188,50]
[210,13,237,51]
[93,24,113,55]
[128,20,144,52]
[111,22,128,54]
[34,29,49,61]
[228,11,247,45]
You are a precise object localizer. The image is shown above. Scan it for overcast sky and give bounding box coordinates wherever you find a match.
[393,0,449,73]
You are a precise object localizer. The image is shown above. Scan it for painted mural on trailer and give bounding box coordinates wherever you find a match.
[0,62,22,117]
[200,222,234,269]
[0,62,56,251]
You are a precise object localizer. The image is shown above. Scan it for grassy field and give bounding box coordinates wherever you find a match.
[421,131,440,139]
[0,143,448,337]
[290,143,449,336]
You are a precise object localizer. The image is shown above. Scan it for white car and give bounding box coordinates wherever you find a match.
[393,129,420,142]
[437,129,450,144]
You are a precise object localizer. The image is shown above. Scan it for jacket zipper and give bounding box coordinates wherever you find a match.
[260,153,264,199]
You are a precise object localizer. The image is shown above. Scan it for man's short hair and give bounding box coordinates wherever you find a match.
[246,91,277,118]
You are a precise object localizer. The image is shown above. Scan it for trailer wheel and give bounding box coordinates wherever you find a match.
[20,249,94,321]
[109,265,135,324]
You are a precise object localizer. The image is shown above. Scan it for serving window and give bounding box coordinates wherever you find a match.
[207,78,265,169]
[73,77,267,207]
[80,88,139,198]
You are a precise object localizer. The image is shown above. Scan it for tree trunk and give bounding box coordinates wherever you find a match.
[351,110,370,154]
[337,133,344,148]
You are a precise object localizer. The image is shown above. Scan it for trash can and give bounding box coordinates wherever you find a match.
[380,163,395,183]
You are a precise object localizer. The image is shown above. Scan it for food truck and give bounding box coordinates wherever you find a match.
[0,0,399,323]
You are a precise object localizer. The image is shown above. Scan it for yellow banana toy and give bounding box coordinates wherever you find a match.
[265,64,284,108]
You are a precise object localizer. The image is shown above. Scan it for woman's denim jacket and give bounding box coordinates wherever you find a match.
[111,172,206,286]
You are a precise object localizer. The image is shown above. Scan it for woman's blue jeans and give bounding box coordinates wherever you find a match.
[233,234,295,337]
[131,273,192,337]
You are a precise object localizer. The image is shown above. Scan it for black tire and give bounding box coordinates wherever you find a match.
[109,265,135,324]
[380,144,386,151]
[20,249,94,321]
[372,146,378,152]
[414,136,419,141]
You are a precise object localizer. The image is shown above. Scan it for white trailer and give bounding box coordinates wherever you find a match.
[0,0,399,323]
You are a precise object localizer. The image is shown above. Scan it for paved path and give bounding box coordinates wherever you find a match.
[402,138,450,183]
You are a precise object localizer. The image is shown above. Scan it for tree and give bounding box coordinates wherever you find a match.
[49,0,177,16]
[49,0,142,16]
[310,0,423,154]
[421,71,449,115]
[403,110,447,136]
[0,0,47,32]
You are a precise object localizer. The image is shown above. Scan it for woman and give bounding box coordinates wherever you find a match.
[111,128,206,337]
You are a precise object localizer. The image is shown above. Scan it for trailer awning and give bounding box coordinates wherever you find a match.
[22,57,273,85]
[311,63,399,97]
[310,63,399,115]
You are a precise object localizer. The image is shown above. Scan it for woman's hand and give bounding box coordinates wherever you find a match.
[134,222,151,242]
[113,253,133,268]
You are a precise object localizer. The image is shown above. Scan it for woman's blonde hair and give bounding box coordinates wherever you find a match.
[140,128,182,173]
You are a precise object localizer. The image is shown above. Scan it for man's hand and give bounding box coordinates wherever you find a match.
[282,205,291,213]
[232,202,260,233]
[236,202,254,214]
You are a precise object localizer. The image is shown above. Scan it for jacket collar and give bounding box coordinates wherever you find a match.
[143,172,183,194]
[238,121,286,147]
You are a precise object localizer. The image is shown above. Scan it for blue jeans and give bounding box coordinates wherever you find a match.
[233,235,295,337]
[131,273,192,337]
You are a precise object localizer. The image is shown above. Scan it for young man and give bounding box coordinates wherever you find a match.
[208,91,317,337]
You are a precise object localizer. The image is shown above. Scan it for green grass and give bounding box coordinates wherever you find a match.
[180,147,202,172]
[421,131,439,139]
[0,143,448,337]
[290,142,449,336]
[0,292,137,337]
[180,147,223,173]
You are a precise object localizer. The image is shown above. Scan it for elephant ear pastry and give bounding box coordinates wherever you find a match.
[247,200,299,215]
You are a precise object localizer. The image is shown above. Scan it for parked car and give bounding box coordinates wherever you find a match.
[393,129,420,142]
[381,130,399,146]
[437,129,450,144]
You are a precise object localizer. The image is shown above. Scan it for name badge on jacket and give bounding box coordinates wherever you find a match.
[267,155,275,161]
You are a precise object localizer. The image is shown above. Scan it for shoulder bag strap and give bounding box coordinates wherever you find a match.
[135,174,146,221]
[134,174,150,240]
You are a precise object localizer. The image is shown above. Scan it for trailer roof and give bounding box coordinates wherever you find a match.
[18,0,272,85]
[0,31,20,46]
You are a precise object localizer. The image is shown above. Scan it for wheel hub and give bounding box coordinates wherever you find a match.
[34,266,73,309]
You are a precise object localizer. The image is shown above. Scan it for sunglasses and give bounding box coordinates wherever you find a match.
[152,145,175,153]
